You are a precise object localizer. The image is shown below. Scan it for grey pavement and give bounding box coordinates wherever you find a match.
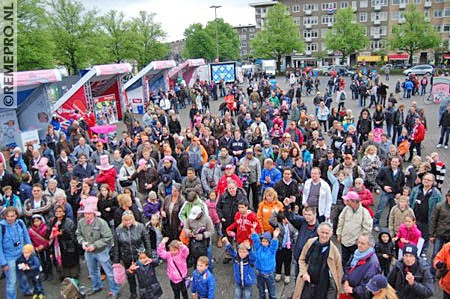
[4,74,447,298]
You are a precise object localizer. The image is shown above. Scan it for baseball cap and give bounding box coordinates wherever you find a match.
[344,154,353,160]
[225,164,233,170]
[366,275,388,293]
[188,206,202,220]
[403,244,418,257]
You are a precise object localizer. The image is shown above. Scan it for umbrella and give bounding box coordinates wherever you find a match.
[90,125,117,134]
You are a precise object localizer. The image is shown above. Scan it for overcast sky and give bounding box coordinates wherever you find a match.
[83,0,257,42]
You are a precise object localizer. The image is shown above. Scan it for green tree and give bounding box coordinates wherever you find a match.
[183,19,240,61]
[183,23,215,60]
[97,10,134,63]
[324,8,368,64]
[389,4,440,65]
[128,11,168,67]
[48,0,98,74]
[17,0,55,70]
[250,3,303,72]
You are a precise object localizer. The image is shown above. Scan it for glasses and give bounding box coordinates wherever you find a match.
[422,178,433,182]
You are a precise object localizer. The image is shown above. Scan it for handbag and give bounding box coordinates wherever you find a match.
[301,282,317,299]
[119,168,133,187]
[173,260,191,288]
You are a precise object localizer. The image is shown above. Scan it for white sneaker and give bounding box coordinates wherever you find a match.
[413,148,417,152]
[374,226,380,232]
[446,146,448,149]
[284,276,290,284]
[275,274,281,282]
[437,144,442,148]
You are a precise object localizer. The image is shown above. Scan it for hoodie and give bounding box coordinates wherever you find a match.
[251,232,278,275]
[226,210,262,244]
[0,219,31,266]
[226,244,256,287]
[397,223,422,250]
[375,229,394,271]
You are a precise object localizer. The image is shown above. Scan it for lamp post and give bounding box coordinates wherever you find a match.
[210,5,221,61]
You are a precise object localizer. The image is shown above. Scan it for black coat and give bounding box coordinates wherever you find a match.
[132,261,162,299]
[376,167,405,195]
[49,216,79,268]
[217,188,247,229]
[387,260,434,299]
[113,222,151,264]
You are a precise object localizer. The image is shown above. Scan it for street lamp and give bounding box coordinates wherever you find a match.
[210,5,221,61]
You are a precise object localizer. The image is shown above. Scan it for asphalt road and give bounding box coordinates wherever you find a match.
[3,74,447,299]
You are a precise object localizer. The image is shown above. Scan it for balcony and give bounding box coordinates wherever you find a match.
[327,50,334,55]
[374,4,381,11]
[327,22,333,28]
[424,17,430,22]
[399,3,406,9]
[373,33,380,39]
[352,6,357,12]
[399,18,405,24]
[305,50,312,56]
[374,19,381,25]
[424,1,432,8]
[305,23,312,29]
[305,9,312,16]
[305,37,312,42]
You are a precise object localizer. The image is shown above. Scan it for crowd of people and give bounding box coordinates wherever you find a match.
[0,68,449,299]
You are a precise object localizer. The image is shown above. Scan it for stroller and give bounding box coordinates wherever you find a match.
[60,278,87,299]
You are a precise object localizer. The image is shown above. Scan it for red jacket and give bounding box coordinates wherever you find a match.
[411,122,425,143]
[96,167,117,191]
[216,174,243,198]
[349,186,374,217]
[226,210,261,244]
[397,223,422,249]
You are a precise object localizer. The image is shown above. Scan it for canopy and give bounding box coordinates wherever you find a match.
[168,59,206,87]
[357,55,383,62]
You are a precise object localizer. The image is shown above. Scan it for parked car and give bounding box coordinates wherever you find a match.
[337,67,355,77]
[402,64,434,76]
[314,65,351,76]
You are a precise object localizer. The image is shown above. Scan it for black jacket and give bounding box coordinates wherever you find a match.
[376,167,405,195]
[217,188,247,229]
[375,229,394,270]
[387,259,434,299]
[439,110,450,128]
[48,216,79,268]
[113,222,151,264]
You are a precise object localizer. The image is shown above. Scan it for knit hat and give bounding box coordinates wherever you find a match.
[22,244,35,254]
[148,191,157,200]
[261,232,272,241]
[342,191,360,201]
[366,274,388,293]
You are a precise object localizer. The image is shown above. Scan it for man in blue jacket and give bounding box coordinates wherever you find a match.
[260,159,282,191]
[0,206,32,299]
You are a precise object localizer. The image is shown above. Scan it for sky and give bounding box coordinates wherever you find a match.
[83,0,257,42]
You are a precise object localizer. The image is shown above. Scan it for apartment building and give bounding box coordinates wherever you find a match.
[249,0,450,66]
[167,39,186,62]
[234,24,257,61]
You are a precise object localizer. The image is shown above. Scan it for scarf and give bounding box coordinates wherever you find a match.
[350,247,375,267]
[52,221,63,267]
[306,239,330,299]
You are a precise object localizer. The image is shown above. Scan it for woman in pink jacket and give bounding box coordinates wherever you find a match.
[393,215,422,250]
[157,237,190,299]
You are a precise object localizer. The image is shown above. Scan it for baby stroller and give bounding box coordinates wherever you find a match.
[60,278,87,299]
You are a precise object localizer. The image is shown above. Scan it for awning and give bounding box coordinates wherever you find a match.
[388,54,409,60]
[357,55,383,62]
[443,54,450,60]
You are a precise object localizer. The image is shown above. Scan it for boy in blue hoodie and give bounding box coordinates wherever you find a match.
[251,227,279,299]
[16,244,45,298]
[191,256,216,299]
[223,237,256,299]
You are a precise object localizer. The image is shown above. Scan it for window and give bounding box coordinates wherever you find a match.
[445,7,450,17]
[341,2,349,8]
[371,12,388,21]
[293,17,301,25]
[392,0,409,4]
[444,24,450,32]
[255,8,261,14]
[239,35,247,40]
[249,34,255,39]
[352,1,358,8]
[434,9,443,18]
[292,5,300,12]
[321,29,328,37]
[241,50,247,55]
[249,28,255,32]
[322,15,335,24]
[414,0,421,3]
[303,16,319,25]
[303,30,319,38]
[304,3,318,11]
[360,13,368,22]
[321,2,338,10]
[240,41,247,47]
[360,0,368,7]
[371,0,388,6]
[370,40,386,50]
[241,28,247,33]
[306,43,318,51]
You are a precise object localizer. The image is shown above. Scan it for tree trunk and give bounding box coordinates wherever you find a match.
[408,50,414,66]
[277,54,282,73]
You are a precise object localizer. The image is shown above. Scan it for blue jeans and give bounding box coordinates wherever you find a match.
[4,259,30,299]
[256,272,276,299]
[439,127,450,146]
[386,123,393,138]
[85,247,119,295]
[235,284,253,299]
[374,191,394,226]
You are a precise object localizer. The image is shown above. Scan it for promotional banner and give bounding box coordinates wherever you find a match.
[94,94,118,124]
[210,62,236,83]
[15,130,40,151]
[54,85,89,129]
[0,109,20,148]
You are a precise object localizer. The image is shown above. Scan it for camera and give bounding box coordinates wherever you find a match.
[14,241,21,247]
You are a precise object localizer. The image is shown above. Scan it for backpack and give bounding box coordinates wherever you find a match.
[340,92,346,102]
[1,219,26,236]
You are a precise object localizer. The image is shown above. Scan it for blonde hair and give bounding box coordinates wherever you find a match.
[120,212,136,227]
[365,145,377,155]
[197,256,209,266]
[263,188,278,202]
[150,214,162,229]
[373,285,398,299]
[117,194,132,207]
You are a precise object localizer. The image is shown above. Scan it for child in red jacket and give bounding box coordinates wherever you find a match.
[393,215,422,251]
[226,199,261,244]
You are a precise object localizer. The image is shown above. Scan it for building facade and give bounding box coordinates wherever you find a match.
[234,25,257,61]
[249,0,450,67]
[167,39,186,62]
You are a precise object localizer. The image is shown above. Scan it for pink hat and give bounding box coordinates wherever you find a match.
[80,196,100,216]
[39,166,49,177]
[96,155,113,171]
[342,191,360,201]
[138,159,147,167]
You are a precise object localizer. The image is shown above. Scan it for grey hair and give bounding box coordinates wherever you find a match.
[48,178,58,185]
[317,222,332,232]
[360,232,375,247]
[54,190,66,199]
[172,182,182,191]
[355,177,364,184]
